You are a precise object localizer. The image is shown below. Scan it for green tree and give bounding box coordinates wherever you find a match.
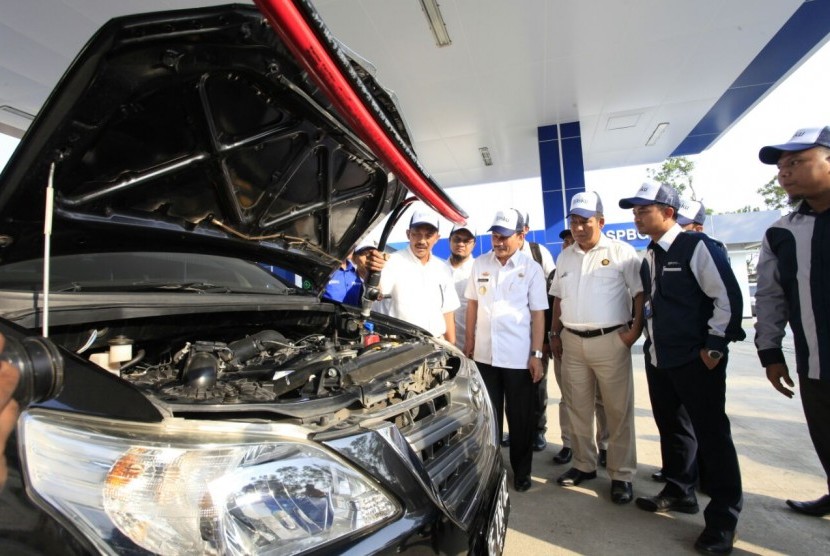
[734,205,760,213]
[646,156,697,199]
[757,175,791,209]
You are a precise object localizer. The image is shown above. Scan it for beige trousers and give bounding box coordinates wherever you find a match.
[561,328,637,482]
[553,355,609,449]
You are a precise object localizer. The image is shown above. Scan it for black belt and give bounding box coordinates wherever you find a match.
[565,324,623,338]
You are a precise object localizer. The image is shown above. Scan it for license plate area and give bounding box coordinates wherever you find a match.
[486,471,509,555]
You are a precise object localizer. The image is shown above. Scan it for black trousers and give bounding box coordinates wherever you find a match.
[645,356,742,531]
[479,362,536,481]
[800,374,830,493]
[535,360,548,432]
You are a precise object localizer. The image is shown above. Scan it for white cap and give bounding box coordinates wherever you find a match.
[568,191,603,218]
[409,208,440,230]
[676,199,706,226]
[487,209,524,236]
[451,223,477,237]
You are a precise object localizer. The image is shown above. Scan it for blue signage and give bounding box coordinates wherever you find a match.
[601,222,650,250]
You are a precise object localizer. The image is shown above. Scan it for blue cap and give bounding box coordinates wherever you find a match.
[618,182,680,210]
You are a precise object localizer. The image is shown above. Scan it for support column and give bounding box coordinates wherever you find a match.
[537,122,585,258]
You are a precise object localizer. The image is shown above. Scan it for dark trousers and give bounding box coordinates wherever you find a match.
[479,362,536,481]
[645,357,742,531]
[535,360,548,432]
[800,374,830,493]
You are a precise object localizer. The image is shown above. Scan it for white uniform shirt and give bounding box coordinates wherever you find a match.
[465,249,549,368]
[376,246,460,337]
[520,240,556,278]
[549,234,643,330]
[450,256,475,349]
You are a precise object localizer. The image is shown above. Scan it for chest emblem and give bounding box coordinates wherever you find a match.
[601,259,610,266]
[479,286,487,295]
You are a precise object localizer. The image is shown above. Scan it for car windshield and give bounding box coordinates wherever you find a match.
[0,252,298,294]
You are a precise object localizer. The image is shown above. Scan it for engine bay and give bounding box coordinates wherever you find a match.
[48,307,462,423]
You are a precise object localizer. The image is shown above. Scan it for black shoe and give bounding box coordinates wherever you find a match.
[598,448,607,467]
[635,491,699,514]
[500,433,510,447]
[786,494,830,516]
[610,480,633,504]
[514,476,531,492]
[552,447,572,464]
[694,528,735,554]
[556,467,597,487]
[651,469,666,482]
[533,432,547,452]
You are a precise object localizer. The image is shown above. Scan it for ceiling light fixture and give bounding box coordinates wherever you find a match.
[479,147,493,166]
[645,122,669,146]
[419,0,452,47]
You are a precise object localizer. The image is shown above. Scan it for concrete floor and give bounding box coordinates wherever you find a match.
[502,320,829,555]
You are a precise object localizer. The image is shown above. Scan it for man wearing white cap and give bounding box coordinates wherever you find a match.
[677,199,707,232]
[622,182,744,554]
[464,209,548,492]
[375,208,459,343]
[548,191,643,505]
[448,223,477,350]
[755,126,830,518]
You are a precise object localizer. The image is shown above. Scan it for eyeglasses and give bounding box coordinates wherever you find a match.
[451,236,475,244]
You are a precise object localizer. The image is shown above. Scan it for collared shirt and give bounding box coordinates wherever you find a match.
[376,246,459,337]
[550,234,642,330]
[450,255,476,349]
[465,249,548,368]
[322,260,362,305]
[755,201,830,380]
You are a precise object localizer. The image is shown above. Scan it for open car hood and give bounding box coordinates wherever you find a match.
[0,1,466,292]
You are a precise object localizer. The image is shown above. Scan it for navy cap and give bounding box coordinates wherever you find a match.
[558,229,572,240]
[759,126,830,164]
[619,182,680,210]
[676,199,706,226]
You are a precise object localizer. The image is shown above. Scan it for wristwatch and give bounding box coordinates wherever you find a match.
[707,349,723,360]
[531,350,544,359]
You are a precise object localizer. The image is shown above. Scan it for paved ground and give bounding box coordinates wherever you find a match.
[501,319,829,555]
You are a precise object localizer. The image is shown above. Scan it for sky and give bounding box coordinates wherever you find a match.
[2,36,829,240]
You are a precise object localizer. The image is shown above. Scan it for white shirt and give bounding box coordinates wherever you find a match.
[376,246,460,337]
[450,255,475,349]
[520,239,556,278]
[549,234,643,330]
[465,249,549,368]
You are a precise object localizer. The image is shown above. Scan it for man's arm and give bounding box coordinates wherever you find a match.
[550,296,563,359]
[443,312,456,345]
[528,309,545,383]
[464,299,478,358]
[618,292,644,347]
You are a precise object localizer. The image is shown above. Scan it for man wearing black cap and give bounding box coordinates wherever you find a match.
[621,182,745,554]
[755,126,830,518]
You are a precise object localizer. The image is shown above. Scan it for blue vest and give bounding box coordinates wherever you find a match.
[640,231,745,368]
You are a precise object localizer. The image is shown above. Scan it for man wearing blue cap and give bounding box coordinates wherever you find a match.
[464,208,548,492]
[677,199,707,232]
[755,126,830,518]
[549,191,643,505]
[622,182,745,554]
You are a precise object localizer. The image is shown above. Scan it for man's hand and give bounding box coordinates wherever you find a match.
[766,362,795,398]
[699,348,720,370]
[617,328,639,348]
[551,335,563,359]
[528,357,544,383]
[366,249,388,273]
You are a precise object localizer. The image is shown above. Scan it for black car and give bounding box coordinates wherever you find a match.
[0,2,507,555]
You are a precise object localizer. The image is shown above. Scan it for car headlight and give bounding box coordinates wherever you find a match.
[20,410,400,555]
